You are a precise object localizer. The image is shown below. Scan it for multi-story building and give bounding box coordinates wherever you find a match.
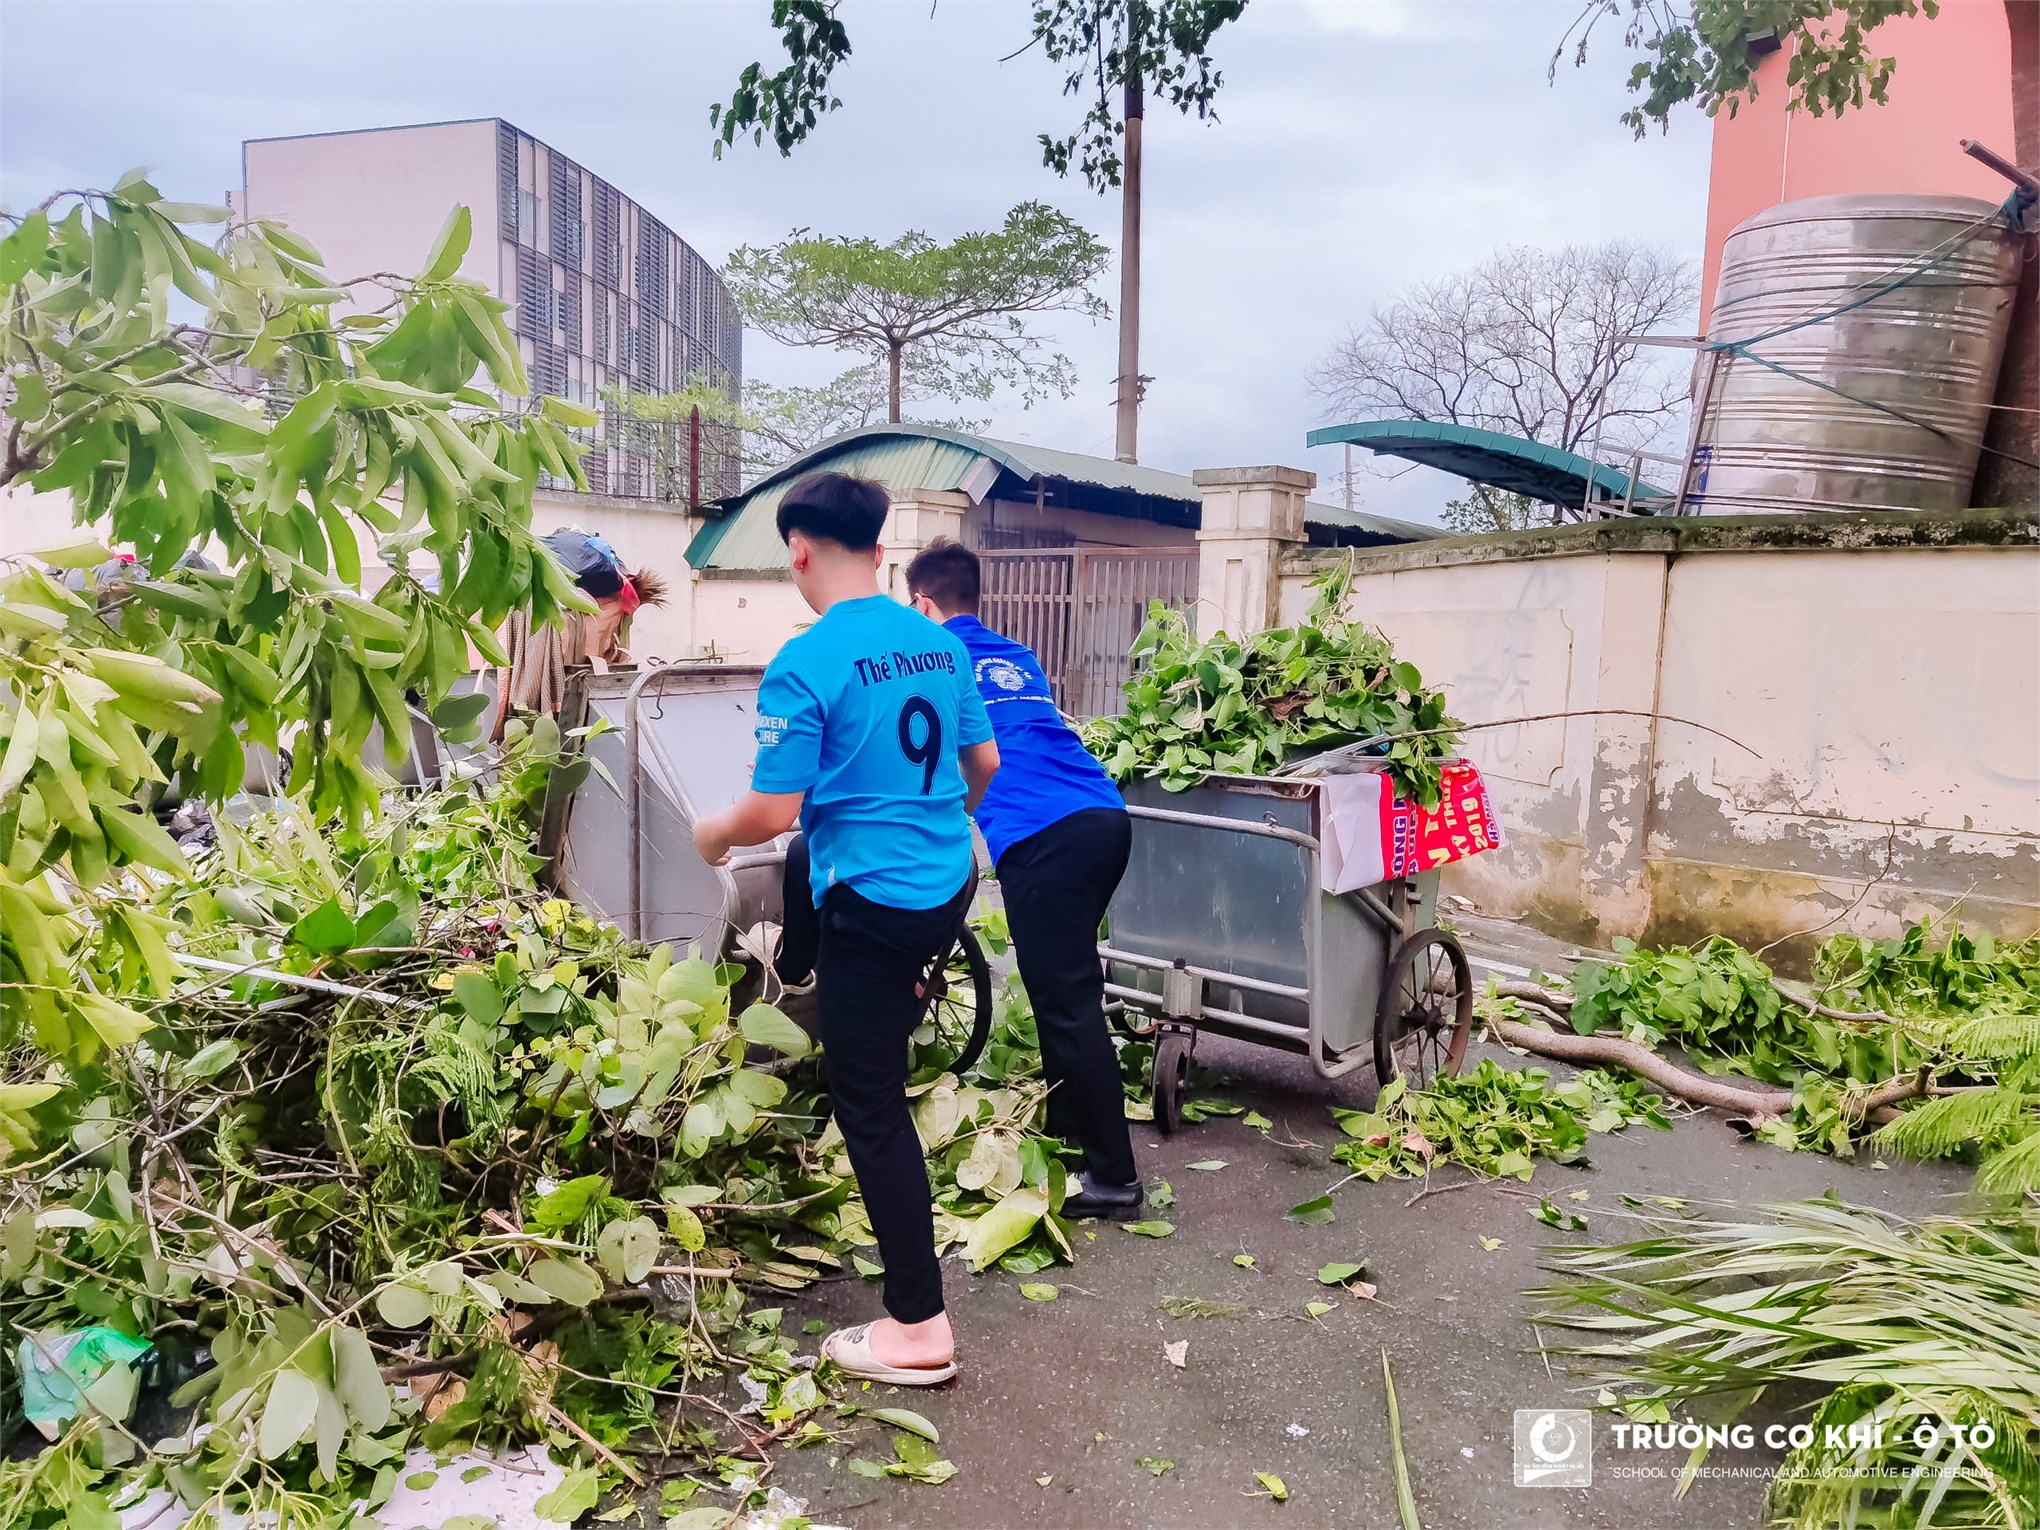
[237,118,742,499]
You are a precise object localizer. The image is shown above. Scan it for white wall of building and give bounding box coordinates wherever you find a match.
[239,121,501,294]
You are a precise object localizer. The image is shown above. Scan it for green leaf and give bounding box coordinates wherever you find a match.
[527,1255,605,1306]
[79,994,155,1051]
[595,1216,661,1285]
[258,1369,319,1459]
[530,1173,609,1231]
[291,897,357,954]
[375,1282,433,1328]
[30,535,115,569]
[331,1324,391,1432]
[0,209,50,284]
[1186,1159,1228,1171]
[871,1406,939,1442]
[536,1465,601,1523]
[153,201,232,224]
[962,1186,1048,1270]
[1019,1282,1058,1301]
[1255,1471,1289,1501]
[1289,1195,1336,1225]
[1124,1220,1175,1238]
[542,395,600,429]
[452,971,505,1024]
[419,205,473,283]
[1317,1261,1366,1285]
[738,1001,811,1057]
[96,806,186,875]
[432,690,493,739]
[1305,1300,1334,1319]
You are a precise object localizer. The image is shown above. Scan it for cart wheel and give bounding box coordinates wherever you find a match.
[917,926,994,1078]
[1152,1028,1191,1135]
[1373,929,1473,1091]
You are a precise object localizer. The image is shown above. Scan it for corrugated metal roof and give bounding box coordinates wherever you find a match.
[688,424,1439,571]
[1301,499,1448,543]
[687,434,990,571]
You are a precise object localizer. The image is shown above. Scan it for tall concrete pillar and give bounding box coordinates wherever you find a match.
[1191,466,1315,638]
[880,489,971,600]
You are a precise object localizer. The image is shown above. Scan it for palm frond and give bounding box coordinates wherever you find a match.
[1537,1200,2040,1530]
[1874,1088,2034,1159]
[1977,1128,2040,1198]
[1951,1010,2040,1063]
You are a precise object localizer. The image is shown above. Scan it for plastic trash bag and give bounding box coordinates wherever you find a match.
[16,1326,153,1441]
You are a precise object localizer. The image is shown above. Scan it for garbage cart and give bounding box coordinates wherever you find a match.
[537,663,996,1072]
[1101,768,1478,1133]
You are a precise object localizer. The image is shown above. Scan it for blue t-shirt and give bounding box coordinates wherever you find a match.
[751,595,993,910]
[945,614,1126,866]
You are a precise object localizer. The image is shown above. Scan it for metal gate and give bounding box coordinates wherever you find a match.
[978,546,1199,718]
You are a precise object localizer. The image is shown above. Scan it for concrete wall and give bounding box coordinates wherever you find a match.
[1279,510,2040,965]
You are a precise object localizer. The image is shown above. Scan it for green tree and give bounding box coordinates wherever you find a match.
[0,175,587,1070]
[602,374,752,504]
[1440,486,1543,536]
[1554,0,1939,136]
[743,364,987,477]
[721,201,1110,424]
[713,0,1249,463]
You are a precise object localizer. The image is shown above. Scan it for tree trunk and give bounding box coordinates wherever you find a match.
[887,343,902,424]
[1114,21,1144,465]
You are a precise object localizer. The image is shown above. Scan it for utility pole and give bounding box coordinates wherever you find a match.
[1344,443,1354,513]
[1113,8,1144,464]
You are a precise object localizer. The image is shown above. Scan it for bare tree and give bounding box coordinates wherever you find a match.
[1309,242,1699,458]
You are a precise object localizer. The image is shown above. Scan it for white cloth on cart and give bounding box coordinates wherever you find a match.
[1315,770,1392,895]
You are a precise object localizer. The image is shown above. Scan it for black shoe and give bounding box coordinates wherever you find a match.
[1063,1173,1144,1221]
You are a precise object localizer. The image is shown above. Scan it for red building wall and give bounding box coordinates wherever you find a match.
[1699,3,2020,323]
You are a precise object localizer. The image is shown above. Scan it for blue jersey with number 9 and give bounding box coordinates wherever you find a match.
[749,594,992,910]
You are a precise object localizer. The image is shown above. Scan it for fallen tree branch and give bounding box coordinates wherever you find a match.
[1488,1017,1794,1115]
[1771,980,1899,1027]
[1488,1021,1966,1123]
[1490,979,1572,1011]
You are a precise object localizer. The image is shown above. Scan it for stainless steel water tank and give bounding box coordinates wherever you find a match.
[1691,193,2021,514]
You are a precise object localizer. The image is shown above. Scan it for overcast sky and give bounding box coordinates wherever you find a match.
[0,0,1713,522]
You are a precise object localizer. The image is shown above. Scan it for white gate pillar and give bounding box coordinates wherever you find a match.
[880,489,971,599]
[1192,466,1315,638]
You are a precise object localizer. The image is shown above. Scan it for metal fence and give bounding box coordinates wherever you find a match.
[978,546,1199,718]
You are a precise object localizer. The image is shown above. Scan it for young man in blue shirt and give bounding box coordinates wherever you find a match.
[905,540,1144,1220]
[693,476,999,1387]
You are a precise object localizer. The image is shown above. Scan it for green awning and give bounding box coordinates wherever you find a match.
[1307,421,1668,510]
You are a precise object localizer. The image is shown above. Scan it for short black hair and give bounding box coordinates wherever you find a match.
[776,472,890,552]
[904,538,980,613]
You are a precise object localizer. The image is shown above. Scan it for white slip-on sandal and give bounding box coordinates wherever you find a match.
[821,1322,958,1387]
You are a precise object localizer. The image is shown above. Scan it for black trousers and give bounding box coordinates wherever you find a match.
[997,807,1138,1186]
[802,851,974,1326]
